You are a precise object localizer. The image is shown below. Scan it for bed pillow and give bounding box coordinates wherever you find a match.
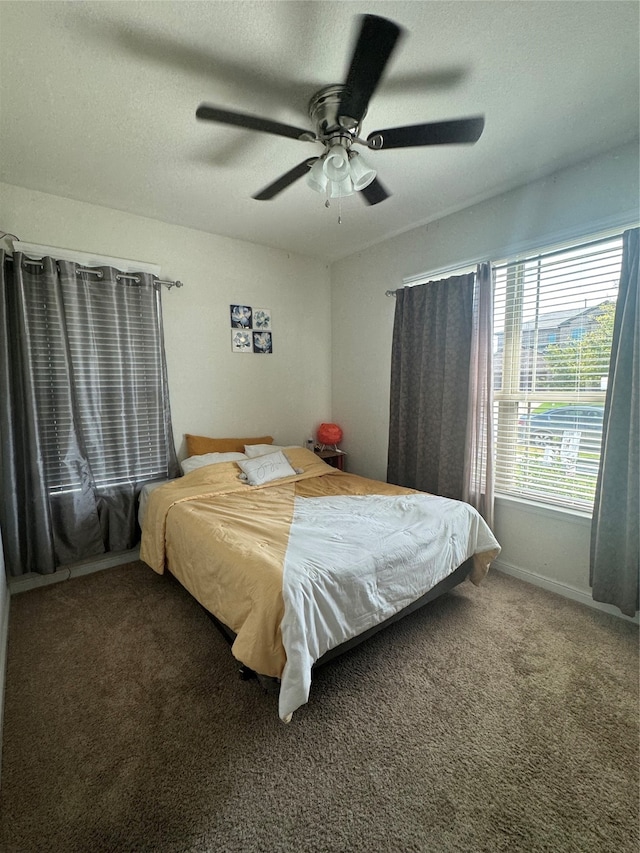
[236,450,297,486]
[185,434,273,456]
[243,443,301,458]
[181,451,247,475]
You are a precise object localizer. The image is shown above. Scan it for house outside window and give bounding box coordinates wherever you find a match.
[492,235,623,511]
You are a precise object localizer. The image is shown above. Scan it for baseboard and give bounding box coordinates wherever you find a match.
[8,547,141,595]
[493,559,639,624]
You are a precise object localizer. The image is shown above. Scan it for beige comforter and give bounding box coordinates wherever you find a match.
[140,448,499,685]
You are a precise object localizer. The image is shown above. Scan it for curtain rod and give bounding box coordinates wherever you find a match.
[4,256,183,290]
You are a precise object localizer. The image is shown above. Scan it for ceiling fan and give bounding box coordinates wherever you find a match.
[196,14,484,206]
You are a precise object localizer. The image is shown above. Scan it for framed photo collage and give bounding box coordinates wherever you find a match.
[230,305,273,354]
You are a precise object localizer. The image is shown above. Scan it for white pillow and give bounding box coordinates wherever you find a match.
[236,450,297,486]
[181,451,247,474]
[243,443,300,458]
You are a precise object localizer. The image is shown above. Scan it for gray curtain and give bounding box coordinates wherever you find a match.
[462,263,495,529]
[589,228,639,617]
[387,274,474,499]
[0,252,57,577]
[0,251,179,577]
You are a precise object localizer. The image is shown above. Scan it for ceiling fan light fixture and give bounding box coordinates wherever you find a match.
[306,158,328,193]
[323,146,351,182]
[329,176,354,198]
[349,151,377,191]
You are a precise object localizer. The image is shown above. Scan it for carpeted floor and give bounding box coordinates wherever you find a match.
[0,562,637,853]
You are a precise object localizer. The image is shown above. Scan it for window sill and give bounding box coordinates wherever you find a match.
[494,493,592,525]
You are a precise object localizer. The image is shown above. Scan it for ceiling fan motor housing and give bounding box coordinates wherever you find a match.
[308,85,362,146]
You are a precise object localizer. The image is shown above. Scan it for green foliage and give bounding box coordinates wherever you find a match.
[542,302,615,390]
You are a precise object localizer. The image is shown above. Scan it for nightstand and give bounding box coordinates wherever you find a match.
[315,448,347,471]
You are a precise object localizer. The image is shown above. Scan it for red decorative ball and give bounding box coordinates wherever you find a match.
[317,423,343,446]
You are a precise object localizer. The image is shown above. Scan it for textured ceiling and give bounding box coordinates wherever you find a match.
[1,1,638,261]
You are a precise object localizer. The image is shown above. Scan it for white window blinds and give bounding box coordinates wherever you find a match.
[24,263,172,494]
[493,235,623,510]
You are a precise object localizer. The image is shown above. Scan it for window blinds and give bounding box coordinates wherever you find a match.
[492,235,623,509]
[24,266,171,494]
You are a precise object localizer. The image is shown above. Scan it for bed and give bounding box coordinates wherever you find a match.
[140,437,500,721]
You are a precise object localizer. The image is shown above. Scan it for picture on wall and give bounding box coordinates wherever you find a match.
[253,331,273,354]
[230,305,252,328]
[230,305,274,353]
[253,308,271,330]
[231,329,253,353]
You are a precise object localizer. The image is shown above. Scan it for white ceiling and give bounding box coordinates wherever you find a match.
[1,1,638,262]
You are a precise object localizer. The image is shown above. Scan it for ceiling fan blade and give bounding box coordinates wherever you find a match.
[382,67,468,93]
[196,104,316,142]
[98,22,318,118]
[338,15,404,128]
[253,159,318,200]
[367,116,485,150]
[359,178,390,206]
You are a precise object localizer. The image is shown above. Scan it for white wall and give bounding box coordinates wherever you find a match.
[1,183,332,456]
[331,141,639,613]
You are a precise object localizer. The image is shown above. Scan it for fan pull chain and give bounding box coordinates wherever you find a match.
[322,189,342,224]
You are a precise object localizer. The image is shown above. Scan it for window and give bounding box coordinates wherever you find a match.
[493,235,623,510]
[24,264,174,495]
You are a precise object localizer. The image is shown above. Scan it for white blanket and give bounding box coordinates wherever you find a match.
[279,493,500,721]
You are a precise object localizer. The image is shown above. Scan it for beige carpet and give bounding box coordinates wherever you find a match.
[0,562,637,853]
